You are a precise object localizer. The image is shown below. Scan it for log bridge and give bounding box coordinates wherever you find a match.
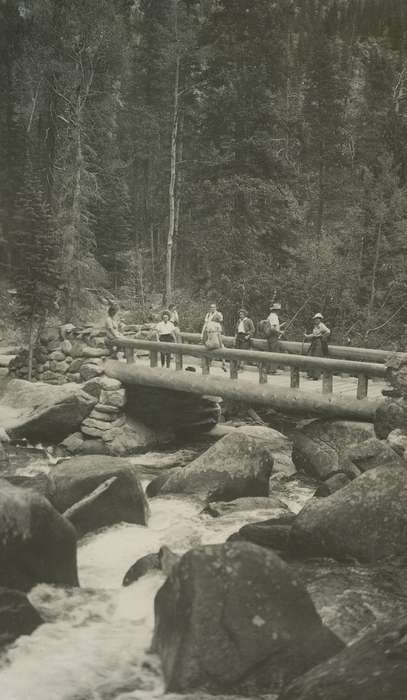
[104,335,398,421]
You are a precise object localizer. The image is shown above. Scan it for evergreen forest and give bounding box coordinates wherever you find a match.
[2,0,407,347]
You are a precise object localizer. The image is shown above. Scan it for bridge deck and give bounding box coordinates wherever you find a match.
[131,353,388,400]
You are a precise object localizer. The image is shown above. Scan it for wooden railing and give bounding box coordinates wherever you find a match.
[180,332,390,364]
[115,337,387,400]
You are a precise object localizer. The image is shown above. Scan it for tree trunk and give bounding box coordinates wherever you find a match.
[367,221,383,324]
[166,33,180,305]
[27,316,34,382]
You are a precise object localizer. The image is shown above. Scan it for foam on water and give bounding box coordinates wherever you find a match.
[0,481,313,700]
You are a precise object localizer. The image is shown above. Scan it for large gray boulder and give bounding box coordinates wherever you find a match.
[0,588,43,649]
[279,618,407,700]
[374,397,407,439]
[50,455,149,526]
[289,466,407,562]
[0,480,78,591]
[158,432,274,501]
[292,420,375,480]
[153,542,343,695]
[0,379,96,443]
[236,424,295,475]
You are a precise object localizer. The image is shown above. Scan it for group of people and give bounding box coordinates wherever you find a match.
[105,299,331,377]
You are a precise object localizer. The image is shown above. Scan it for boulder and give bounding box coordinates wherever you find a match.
[159,432,274,502]
[386,352,407,398]
[49,455,149,519]
[236,424,295,475]
[98,376,123,391]
[289,466,407,562]
[1,379,97,443]
[2,473,55,501]
[60,340,72,355]
[374,397,407,439]
[229,513,297,551]
[0,480,78,591]
[279,618,407,700]
[203,496,289,518]
[340,437,403,474]
[387,429,407,458]
[100,388,126,408]
[0,587,43,649]
[292,420,374,480]
[49,351,66,362]
[153,542,343,694]
[104,417,174,456]
[122,553,160,586]
[123,546,180,586]
[79,362,104,381]
[63,472,149,536]
[71,342,107,359]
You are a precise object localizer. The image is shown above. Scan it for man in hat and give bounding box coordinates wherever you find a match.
[304,313,330,379]
[235,308,255,370]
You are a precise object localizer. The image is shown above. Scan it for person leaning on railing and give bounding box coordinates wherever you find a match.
[304,313,331,380]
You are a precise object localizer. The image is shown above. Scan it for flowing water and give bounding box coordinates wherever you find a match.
[0,454,314,700]
[0,450,406,700]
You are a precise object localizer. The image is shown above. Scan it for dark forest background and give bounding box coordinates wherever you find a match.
[2,0,407,347]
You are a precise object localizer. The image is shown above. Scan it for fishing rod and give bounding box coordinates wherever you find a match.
[281,295,313,334]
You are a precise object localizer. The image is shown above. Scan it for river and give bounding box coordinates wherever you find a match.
[0,445,314,700]
[0,448,406,700]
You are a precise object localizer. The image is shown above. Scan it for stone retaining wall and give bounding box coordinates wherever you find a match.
[8,325,114,385]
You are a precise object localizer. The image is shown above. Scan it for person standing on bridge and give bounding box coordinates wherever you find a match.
[304,313,330,380]
[235,309,255,370]
[201,302,223,338]
[155,311,177,368]
[265,302,283,374]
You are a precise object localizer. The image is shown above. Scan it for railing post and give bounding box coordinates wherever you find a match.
[357,373,368,399]
[175,352,183,371]
[150,350,158,368]
[259,363,268,384]
[201,356,210,375]
[124,346,135,364]
[290,367,300,389]
[230,360,239,380]
[322,371,333,394]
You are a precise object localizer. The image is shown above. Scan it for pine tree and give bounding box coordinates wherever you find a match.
[13,175,61,380]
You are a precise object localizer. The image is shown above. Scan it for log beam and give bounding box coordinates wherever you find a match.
[104,362,382,421]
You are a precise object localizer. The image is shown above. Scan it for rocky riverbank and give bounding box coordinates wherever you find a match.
[0,351,406,698]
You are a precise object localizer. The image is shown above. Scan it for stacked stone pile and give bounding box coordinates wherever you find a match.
[8,325,112,385]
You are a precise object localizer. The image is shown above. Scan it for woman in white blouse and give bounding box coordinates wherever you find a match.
[155,311,177,368]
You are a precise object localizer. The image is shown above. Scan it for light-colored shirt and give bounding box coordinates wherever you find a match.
[105,316,121,340]
[311,321,330,338]
[237,319,245,333]
[169,310,179,326]
[156,320,176,337]
[202,310,223,335]
[267,312,280,331]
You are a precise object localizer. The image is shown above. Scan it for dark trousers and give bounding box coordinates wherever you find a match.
[267,330,280,372]
[159,334,174,367]
[236,333,251,369]
[236,333,251,350]
[307,338,328,379]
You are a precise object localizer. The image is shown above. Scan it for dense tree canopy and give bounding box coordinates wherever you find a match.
[1,0,407,346]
